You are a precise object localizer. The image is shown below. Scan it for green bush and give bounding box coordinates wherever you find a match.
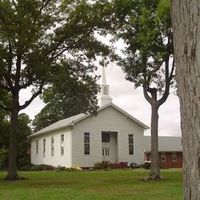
[93,161,128,170]
[65,167,82,172]
[93,161,110,169]
[0,148,8,170]
[18,163,32,171]
[31,164,55,171]
[56,166,66,171]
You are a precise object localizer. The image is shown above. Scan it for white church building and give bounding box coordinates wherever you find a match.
[29,67,182,168]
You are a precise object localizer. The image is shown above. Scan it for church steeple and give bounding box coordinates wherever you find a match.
[99,66,112,107]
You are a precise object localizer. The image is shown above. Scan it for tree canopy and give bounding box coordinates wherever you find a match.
[33,63,99,132]
[0,0,112,179]
[112,0,173,93]
[0,0,110,113]
[110,0,174,179]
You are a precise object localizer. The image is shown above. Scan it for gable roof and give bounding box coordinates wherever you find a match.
[144,136,182,152]
[29,103,149,139]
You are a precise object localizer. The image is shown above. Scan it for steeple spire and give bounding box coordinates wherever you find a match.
[99,66,112,107]
[102,65,107,85]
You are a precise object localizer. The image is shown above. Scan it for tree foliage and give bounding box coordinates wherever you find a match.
[0,112,31,170]
[111,0,174,179]
[0,0,112,179]
[112,0,173,92]
[0,0,110,112]
[33,63,99,132]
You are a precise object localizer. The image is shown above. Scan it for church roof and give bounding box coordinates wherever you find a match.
[29,103,149,139]
[144,136,182,152]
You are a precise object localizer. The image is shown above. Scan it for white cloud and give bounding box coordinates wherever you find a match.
[20,63,181,136]
[19,88,45,120]
[103,64,181,136]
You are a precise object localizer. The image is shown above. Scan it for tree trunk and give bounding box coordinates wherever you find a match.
[6,93,19,180]
[150,103,160,179]
[172,1,200,199]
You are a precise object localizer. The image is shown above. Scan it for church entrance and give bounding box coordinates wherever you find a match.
[101,131,118,163]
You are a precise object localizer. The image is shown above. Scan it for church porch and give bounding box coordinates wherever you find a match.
[101,131,118,163]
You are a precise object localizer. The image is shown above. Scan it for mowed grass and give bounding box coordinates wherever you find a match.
[0,169,182,200]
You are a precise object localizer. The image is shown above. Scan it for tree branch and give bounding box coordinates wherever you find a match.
[15,54,22,88]
[3,74,14,90]
[20,78,33,89]
[169,58,175,80]
[149,60,163,74]
[47,27,94,60]
[158,57,174,106]
[157,28,174,106]
[143,85,153,104]
[39,0,51,13]
[11,0,17,8]
[19,66,34,89]
[1,41,14,90]
[19,82,44,110]
[8,41,13,74]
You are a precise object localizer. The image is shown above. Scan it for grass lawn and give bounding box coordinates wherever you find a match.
[0,169,182,200]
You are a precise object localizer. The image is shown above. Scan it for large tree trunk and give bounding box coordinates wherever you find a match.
[172,1,200,199]
[143,87,161,180]
[150,103,160,179]
[6,93,19,180]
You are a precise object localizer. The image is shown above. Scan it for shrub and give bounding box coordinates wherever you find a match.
[93,161,110,169]
[18,163,34,171]
[93,161,128,169]
[31,164,55,171]
[65,167,82,172]
[56,166,66,171]
[109,162,128,169]
[0,148,8,170]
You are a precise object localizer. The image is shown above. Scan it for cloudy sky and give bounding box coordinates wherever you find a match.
[20,63,181,137]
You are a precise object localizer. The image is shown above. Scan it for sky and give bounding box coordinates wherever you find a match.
[20,63,181,137]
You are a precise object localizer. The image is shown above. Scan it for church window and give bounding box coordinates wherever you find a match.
[103,87,108,95]
[51,137,54,157]
[61,134,64,155]
[84,132,90,155]
[172,152,177,162]
[102,147,110,156]
[36,140,38,155]
[161,153,166,162]
[102,132,110,143]
[128,134,134,155]
[43,138,46,157]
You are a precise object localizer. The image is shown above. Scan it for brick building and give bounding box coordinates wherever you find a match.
[144,136,182,168]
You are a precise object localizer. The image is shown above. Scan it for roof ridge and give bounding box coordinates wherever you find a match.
[28,103,149,139]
